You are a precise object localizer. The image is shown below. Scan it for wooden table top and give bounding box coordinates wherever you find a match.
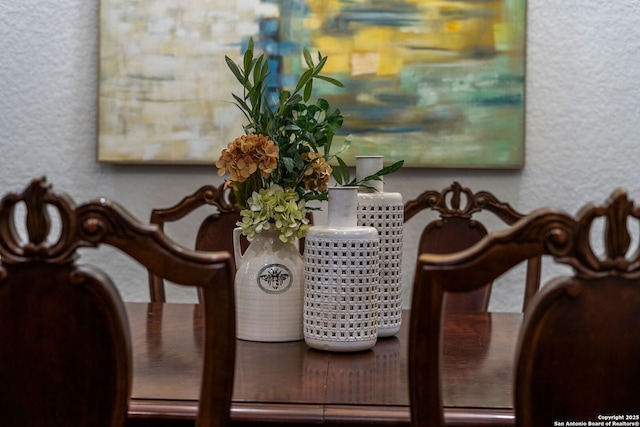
[127,302,520,426]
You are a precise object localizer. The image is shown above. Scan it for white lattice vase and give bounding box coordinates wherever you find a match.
[356,156,404,337]
[233,227,304,342]
[303,186,380,352]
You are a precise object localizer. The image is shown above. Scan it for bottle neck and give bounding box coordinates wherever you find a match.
[356,156,384,193]
[327,187,358,227]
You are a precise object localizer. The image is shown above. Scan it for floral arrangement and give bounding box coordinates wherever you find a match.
[216,39,402,243]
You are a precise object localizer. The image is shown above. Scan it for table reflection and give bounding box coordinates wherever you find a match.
[235,338,328,403]
[324,336,404,405]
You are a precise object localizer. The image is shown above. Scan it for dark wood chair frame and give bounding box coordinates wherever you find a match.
[404,181,542,312]
[409,188,640,427]
[0,178,235,427]
[148,183,241,302]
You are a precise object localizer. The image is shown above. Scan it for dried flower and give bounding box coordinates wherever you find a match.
[216,134,279,185]
[302,152,332,193]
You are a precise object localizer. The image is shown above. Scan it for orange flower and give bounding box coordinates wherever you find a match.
[216,134,279,183]
[255,139,279,178]
[301,152,332,193]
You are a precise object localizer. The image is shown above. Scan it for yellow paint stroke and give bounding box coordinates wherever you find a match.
[305,0,506,77]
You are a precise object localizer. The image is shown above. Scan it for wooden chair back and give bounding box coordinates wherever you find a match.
[0,178,236,427]
[409,188,640,427]
[404,181,541,311]
[148,184,242,302]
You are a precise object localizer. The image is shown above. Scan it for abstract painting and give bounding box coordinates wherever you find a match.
[98,0,525,168]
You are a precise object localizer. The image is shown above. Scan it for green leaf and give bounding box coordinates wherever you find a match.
[314,56,328,74]
[304,192,329,202]
[284,93,303,107]
[231,94,251,115]
[376,160,405,176]
[243,39,254,72]
[303,80,313,102]
[333,156,351,185]
[303,48,314,69]
[303,130,316,144]
[361,174,383,182]
[331,168,343,185]
[282,156,295,172]
[316,75,345,87]
[294,69,314,94]
[294,155,305,170]
[260,58,269,80]
[225,57,245,84]
[316,98,329,110]
[283,124,302,132]
[253,56,264,85]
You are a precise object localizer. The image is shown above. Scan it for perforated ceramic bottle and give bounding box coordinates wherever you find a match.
[303,186,380,352]
[355,156,404,337]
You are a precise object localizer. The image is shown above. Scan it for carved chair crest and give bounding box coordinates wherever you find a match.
[528,188,640,279]
[0,177,159,267]
[0,177,81,265]
[404,181,523,225]
[438,188,640,280]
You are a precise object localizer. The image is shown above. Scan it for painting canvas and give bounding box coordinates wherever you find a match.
[98,0,526,168]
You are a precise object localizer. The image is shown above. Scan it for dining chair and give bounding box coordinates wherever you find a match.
[404,181,542,312]
[149,183,312,302]
[148,183,241,302]
[0,177,236,427]
[409,188,640,427]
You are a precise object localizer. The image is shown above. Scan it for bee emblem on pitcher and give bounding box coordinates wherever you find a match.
[257,264,293,294]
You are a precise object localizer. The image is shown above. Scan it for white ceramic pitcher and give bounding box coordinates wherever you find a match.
[232,227,304,342]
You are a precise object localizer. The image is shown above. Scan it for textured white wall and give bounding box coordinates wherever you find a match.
[2,0,640,311]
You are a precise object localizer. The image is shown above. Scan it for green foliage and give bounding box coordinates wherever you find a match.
[225,38,345,200]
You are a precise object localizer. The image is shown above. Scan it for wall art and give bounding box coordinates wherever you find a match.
[98,0,525,168]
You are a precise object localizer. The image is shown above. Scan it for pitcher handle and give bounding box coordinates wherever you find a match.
[232,227,244,269]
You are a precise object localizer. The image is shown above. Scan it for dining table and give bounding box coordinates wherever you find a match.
[126,302,520,427]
